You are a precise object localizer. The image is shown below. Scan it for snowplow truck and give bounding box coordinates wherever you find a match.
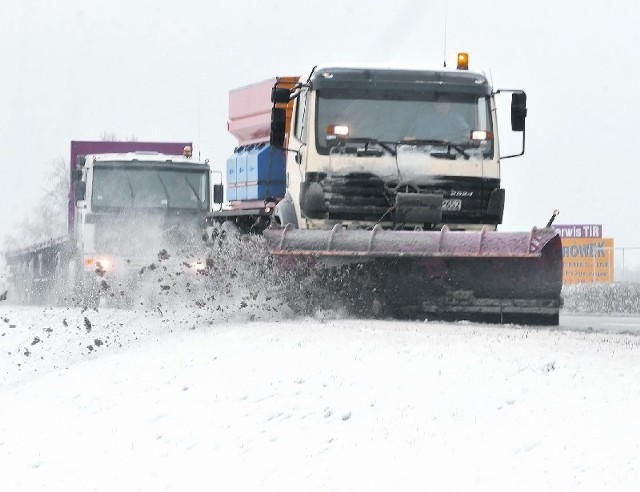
[207,55,563,325]
[5,141,213,306]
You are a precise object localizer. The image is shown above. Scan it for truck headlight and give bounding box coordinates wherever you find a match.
[84,256,113,274]
[95,259,111,271]
[190,260,206,272]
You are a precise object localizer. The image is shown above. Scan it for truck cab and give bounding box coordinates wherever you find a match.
[271,59,526,232]
[73,150,211,290]
[4,141,213,305]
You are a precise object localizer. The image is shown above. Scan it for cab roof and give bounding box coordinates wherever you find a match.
[88,151,208,167]
[310,66,491,95]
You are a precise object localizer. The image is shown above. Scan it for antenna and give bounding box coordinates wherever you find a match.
[443,0,448,67]
[197,86,202,161]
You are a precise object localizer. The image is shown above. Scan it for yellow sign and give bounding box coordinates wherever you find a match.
[560,238,614,284]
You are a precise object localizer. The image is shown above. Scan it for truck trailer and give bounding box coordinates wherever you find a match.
[206,54,563,324]
[5,141,212,306]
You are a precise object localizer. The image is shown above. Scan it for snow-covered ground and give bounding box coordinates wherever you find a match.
[1,304,639,491]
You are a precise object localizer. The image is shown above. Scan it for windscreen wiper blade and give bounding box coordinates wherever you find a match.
[183,175,203,211]
[399,138,470,160]
[334,137,397,156]
[156,172,171,210]
[123,171,135,204]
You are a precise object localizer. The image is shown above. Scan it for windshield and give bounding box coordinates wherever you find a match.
[316,90,493,158]
[91,166,209,211]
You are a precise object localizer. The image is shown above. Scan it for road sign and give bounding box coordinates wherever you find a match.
[553,224,602,239]
[560,237,614,283]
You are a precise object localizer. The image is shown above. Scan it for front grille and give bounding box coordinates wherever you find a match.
[323,174,389,221]
[316,173,499,224]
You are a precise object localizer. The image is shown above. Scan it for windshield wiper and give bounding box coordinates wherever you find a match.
[123,171,135,204]
[399,138,470,160]
[183,175,203,211]
[332,137,397,157]
[156,172,171,210]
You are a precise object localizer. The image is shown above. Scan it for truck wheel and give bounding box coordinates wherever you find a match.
[207,220,241,247]
[220,220,241,239]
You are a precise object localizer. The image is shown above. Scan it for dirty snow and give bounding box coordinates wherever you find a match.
[1,303,639,491]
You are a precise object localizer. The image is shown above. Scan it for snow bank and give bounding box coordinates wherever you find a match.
[562,282,640,314]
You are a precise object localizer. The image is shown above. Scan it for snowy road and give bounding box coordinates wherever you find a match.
[562,314,640,334]
[1,305,640,491]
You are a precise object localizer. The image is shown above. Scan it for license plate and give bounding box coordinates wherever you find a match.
[442,198,462,211]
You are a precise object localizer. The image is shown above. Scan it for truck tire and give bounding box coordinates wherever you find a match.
[220,220,240,239]
[273,193,299,228]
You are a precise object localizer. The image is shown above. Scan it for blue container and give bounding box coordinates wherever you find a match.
[245,143,286,200]
[236,147,248,185]
[227,184,237,201]
[226,151,237,201]
[235,186,246,200]
[235,147,248,200]
[226,152,237,185]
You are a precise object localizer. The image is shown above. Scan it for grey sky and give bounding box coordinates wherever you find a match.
[1,0,639,249]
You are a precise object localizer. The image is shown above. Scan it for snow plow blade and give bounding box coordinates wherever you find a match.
[263,225,563,325]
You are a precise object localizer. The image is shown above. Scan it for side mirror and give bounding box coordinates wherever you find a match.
[270,107,287,148]
[271,87,291,104]
[511,92,527,132]
[75,181,87,201]
[213,184,224,204]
